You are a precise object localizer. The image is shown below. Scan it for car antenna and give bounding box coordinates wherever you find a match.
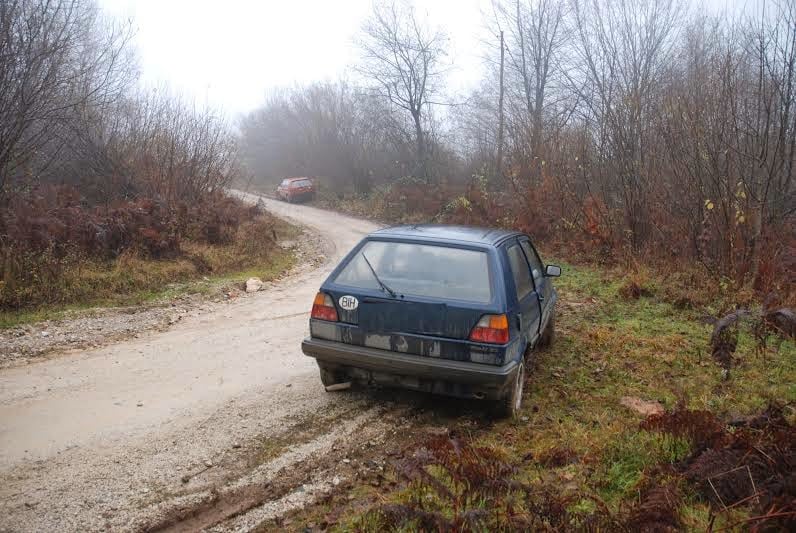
[361,252,397,298]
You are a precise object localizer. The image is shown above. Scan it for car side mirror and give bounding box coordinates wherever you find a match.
[545,265,561,277]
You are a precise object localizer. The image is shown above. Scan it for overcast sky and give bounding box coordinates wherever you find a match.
[99,0,494,118]
[99,0,744,119]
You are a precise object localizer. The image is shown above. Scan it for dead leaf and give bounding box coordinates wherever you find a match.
[620,396,664,416]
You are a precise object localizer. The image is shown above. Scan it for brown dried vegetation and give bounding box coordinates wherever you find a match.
[1,187,275,310]
[359,404,795,532]
[625,483,683,533]
[644,404,796,531]
[363,434,620,532]
[710,304,796,373]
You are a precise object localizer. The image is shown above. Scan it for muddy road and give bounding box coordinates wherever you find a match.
[0,196,432,532]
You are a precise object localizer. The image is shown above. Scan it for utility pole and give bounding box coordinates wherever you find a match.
[496,30,506,177]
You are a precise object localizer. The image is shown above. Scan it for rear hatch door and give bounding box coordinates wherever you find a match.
[317,239,507,363]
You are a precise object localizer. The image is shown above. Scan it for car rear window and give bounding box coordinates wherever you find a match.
[290,179,312,188]
[334,240,493,303]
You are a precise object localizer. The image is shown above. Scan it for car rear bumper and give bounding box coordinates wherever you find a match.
[301,337,519,400]
[288,191,314,201]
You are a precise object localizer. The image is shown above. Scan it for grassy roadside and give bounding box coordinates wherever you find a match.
[272,261,795,531]
[0,216,302,329]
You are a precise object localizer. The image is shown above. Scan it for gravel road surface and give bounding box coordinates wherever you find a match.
[0,195,394,532]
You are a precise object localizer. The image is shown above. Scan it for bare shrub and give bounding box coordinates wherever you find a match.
[643,403,796,531]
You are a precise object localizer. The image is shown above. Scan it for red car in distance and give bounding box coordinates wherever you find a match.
[277,177,316,203]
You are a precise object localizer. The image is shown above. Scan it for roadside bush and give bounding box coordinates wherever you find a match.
[183,192,261,245]
[0,186,271,310]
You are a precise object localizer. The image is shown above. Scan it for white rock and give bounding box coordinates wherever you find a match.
[245,277,264,293]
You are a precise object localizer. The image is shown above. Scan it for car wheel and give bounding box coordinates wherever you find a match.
[318,363,352,390]
[494,360,525,419]
[318,364,339,387]
[538,310,556,349]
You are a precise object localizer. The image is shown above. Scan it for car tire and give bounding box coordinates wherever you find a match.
[318,364,339,387]
[318,363,353,390]
[493,360,525,419]
[538,310,556,349]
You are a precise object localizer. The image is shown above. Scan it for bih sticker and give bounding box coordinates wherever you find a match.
[339,295,359,311]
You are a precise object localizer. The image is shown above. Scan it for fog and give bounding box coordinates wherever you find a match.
[98,0,495,116]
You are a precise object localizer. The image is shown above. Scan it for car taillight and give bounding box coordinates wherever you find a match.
[311,292,338,322]
[469,314,509,344]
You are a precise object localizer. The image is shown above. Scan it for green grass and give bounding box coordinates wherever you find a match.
[289,260,795,532]
[596,431,690,503]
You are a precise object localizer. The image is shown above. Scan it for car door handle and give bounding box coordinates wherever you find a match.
[538,294,545,302]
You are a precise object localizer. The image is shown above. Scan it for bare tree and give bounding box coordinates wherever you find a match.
[496,30,506,176]
[733,1,796,284]
[513,0,566,156]
[356,0,448,183]
[570,0,683,250]
[0,0,134,198]
[236,0,794,292]
[482,0,571,186]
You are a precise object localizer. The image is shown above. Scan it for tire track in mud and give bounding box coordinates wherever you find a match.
[145,406,385,533]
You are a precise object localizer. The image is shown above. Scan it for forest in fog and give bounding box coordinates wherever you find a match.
[242,0,795,296]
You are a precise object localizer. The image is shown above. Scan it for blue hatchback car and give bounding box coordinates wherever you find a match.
[301,225,560,417]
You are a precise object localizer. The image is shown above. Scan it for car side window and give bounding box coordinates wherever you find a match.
[520,240,543,283]
[507,244,533,300]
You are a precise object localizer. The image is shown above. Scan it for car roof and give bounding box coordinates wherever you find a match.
[284,177,312,182]
[370,224,523,247]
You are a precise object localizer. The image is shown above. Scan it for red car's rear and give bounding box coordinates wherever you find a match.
[277,177,315,203]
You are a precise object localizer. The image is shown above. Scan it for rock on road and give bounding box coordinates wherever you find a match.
[0,195,382,532]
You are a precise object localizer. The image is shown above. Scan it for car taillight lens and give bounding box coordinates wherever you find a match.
[469,314,509,344]
[311,292,338,322]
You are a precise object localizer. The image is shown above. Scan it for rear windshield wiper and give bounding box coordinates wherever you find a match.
[361,252,397,298]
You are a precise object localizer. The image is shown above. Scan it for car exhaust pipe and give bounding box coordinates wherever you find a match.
[473,392,485,400]
[325,382,352,392]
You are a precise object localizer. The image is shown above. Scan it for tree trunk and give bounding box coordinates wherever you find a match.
[497,31,505,178]
[746,199,765,289]
[412,110,427,183]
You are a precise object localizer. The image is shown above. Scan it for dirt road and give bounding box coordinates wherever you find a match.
[0,196,396,531]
